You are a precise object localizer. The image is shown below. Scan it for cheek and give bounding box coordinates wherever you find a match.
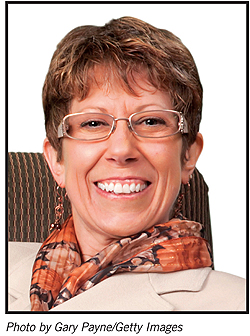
[64,141,102,163]
[149,141,183,209]
[61,141,105,188]
[146,140,183,177]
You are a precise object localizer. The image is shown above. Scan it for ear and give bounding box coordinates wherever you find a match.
[181,132,203,184]
[43,138,65,188]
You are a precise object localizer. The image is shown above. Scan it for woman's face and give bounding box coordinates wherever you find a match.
[45,72,199,250]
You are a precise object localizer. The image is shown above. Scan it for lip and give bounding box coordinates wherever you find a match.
[94,176,151,184]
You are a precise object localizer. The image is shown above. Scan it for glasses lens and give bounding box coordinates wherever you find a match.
[131,110,180,138]
[64,113,114,140]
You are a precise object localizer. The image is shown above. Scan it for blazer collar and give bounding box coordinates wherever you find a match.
[149,267,212,294]
[51,268,212,311]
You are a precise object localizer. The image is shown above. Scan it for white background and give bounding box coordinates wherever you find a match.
[4,2,248,331]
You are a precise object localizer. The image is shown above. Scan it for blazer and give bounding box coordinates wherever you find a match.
[8,242,246,312]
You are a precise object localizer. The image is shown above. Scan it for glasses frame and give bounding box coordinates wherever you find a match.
[57,110,189,141]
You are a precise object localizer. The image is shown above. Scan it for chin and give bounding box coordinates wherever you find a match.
[98,215,157,239]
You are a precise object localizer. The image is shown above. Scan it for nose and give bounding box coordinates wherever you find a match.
[104,119,139,166]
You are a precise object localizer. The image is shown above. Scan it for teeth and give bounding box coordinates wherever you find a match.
[130,183,136,192]
[98,183,105,191]
[114,183,123,194]
[109,182,114,192]
[123,184,130,194]
[97,182,147,194]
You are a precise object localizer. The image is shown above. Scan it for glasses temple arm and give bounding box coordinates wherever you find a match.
[58,122,64,138]
[180,114,189,134]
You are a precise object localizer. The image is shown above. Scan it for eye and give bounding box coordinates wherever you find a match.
[80,119,109,128]
[141,117,166,126]
[135,116,167,127]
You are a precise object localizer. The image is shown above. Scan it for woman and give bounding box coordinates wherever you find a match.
[30,17,245,311]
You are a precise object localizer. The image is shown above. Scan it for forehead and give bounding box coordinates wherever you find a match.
[88,65,155,94]
[72,64,171,104]
[69,64,174,116]
[71,76,173,114]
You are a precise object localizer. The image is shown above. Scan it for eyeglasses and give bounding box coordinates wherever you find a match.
[57,110,188,141]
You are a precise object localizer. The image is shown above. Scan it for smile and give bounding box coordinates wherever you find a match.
[96,180,150,194]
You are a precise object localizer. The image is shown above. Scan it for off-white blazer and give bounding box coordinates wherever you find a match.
[8,242,246,312]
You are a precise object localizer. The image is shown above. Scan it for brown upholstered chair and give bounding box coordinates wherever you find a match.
[7,152,213,260]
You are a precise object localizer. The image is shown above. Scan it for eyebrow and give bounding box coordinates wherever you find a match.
[73,103,170,114]
[134,103,171,112]
[72,107,109,114]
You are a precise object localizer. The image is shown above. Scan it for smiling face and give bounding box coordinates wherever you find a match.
[44,70,202,258]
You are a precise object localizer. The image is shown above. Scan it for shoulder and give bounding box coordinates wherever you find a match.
[150,267,246,311]
[9,241,41,259]
[203,269,246,310]
[207,269,245,288]
[8,242,41,311]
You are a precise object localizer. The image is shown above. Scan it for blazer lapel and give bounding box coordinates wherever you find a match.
[52,268,212,311]
[52,272,175,311]
[149,267,212,294]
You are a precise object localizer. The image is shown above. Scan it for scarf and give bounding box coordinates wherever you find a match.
[30,215,212,311]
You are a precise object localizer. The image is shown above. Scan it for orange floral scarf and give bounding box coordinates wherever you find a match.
[30,215,212,311]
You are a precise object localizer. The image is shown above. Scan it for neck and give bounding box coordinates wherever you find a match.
[72,214,117,262]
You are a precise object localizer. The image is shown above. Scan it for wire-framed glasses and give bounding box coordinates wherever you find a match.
[57,110,188,141]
